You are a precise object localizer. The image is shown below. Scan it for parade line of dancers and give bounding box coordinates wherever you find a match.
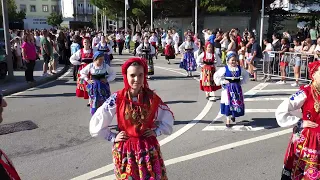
[69,33,249,128]
[67,31,320,180]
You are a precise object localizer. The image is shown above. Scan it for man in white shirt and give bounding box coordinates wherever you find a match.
[132,32,141,56]
[172,29,180,55]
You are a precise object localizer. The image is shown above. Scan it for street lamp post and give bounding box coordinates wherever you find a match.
[1,0,14,79]
[259,0,265,47]
[151,0,153,30]
[95,4,99,30]
[195,0,198,34]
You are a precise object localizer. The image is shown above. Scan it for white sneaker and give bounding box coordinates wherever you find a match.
[276,81,286,85]
[291,82,299,87]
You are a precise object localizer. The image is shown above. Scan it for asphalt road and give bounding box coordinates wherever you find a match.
[1,53,300,180]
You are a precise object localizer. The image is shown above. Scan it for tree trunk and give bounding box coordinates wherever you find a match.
[250,0,261,31]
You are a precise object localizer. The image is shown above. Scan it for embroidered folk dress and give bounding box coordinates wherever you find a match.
[178,41,198,71]
[136,43,156,75]
[89,89,174,180]
[196,52,221,92]
[276,84,320,180]
[95,42,113,66]
[70,48,94,99]
[80,62,116,115]
[214,65,249,117]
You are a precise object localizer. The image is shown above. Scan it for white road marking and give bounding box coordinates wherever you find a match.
[70,65,213,180]
[5,68,72,98]
[155,66,200,81]
[160,100,213,146]
[254,89,298,93]
[206,83,270,127]
[95,128,292,180]
[244,97,286,101]
[245,109,276,113]
[164,128,292,165]
[203,125,266,131]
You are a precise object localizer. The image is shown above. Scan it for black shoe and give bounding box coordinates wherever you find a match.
[226,124,232,128]
[87,103,90,107]
[231,117,236,122]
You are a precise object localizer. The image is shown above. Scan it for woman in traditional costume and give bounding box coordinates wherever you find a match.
[164,35,175,64]
[95,35,113,66]
[89,57,174,179]
[179,35,198,77]
[136,36,156,79]
[149,32,158,59]
[70,38,94,104]
[197,43,221,100]
[276,60,320,180]
[80,51,116,115]
[214,52,249,127]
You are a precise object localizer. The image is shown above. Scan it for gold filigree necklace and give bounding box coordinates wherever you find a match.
[311,84,320,113]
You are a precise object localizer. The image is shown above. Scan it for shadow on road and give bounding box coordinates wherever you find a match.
[7,93,75,98]
[173,119,213,125]
[150,75,199,81]
[236,118,280,129]
[164,100,197,104]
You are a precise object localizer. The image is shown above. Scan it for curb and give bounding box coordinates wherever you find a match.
[2,66,70,96]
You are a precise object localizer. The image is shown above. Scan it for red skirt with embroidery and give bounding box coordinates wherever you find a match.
[112,136,167,180]
[283,128,320,179]
[200,65,221,92]
[76,64,89,99]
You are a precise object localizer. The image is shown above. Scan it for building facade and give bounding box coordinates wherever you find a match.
[15,0,60,29]
[271,0,320,13]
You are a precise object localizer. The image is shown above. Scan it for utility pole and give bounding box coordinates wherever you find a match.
[195,0,198,34]
[95,1,99,30]
[259,0,265,47]
[150,0,153,30]
[1,0,14,79]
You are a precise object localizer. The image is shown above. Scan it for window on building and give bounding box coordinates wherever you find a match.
[42,5,48,12]
[20,4,26,12]
[51,5,57,13]
[30,5,36,12]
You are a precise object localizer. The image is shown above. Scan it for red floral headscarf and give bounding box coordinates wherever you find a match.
[308,61,320,80]
[121,57,149,90]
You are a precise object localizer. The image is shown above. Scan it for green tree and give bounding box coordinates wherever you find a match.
[0,0,26,24]
[47,13,63,27]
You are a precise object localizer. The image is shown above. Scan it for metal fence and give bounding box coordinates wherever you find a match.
[262,51,316,82]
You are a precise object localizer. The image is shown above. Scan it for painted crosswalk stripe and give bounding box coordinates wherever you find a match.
[246,109,276,113]
[203,125,266,131]
[254,89,298,93]
[244,97,286,101]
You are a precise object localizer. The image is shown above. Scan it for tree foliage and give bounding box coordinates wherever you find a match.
[47,13,63,27]
[0,0,26,23]
[90,0,319,32]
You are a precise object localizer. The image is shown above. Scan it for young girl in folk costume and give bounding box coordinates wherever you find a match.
[149,32,158,59]
[89,57,174,180]
[95,35,113,66]
[70,38,93,104]
[276,61,320,180]
[214,52,249,127]
[80,51,116,115]
[164,35,175,64]
[197,43,221,100]
[136,36,156,79]
[179,35,198,77]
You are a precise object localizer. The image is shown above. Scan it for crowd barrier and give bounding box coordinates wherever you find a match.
[262,51,317,82]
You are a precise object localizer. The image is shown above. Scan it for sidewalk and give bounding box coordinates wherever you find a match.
[0,60,69,96]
